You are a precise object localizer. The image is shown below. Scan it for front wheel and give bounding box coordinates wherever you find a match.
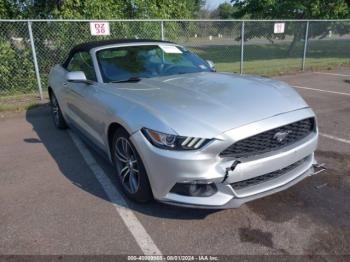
[50,92,67,129]
[112,129,153,202]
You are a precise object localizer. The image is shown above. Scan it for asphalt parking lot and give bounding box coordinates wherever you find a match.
[1,68,349,258]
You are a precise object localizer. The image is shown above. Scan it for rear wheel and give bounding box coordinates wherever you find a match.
[112,128,153,202]
[50,92,67,129]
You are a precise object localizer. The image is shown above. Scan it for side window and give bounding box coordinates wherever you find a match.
[67,52,97,81]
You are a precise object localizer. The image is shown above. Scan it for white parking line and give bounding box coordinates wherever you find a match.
[319,133,350,145]
[293,85,350,96]
[68,130,162,256]
[314,72,350,77]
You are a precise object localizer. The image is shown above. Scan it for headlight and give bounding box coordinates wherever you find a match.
[141,128,211,150]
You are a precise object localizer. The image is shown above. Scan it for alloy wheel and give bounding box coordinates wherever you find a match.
[114,137,140,193]
[51,95,60,125]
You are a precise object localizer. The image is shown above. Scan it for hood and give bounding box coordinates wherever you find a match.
[108,72,308,138]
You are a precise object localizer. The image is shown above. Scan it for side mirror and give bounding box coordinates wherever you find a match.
[66,71,89,83]
[206,60,216,72]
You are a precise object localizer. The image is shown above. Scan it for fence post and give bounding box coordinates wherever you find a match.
[27,21,43,100]
[240,21,245,74]
[160,20,164,40]
[302,21,309,71]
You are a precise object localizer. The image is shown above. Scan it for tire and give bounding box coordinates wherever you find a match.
[50,92,67,129]
[111,128,153,202]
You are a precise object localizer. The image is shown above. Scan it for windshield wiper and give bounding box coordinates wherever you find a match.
[110,76,142,83]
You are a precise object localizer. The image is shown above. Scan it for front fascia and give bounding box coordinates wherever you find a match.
[130,107,317,205]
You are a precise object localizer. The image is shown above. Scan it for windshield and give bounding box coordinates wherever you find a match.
[96,45,212,82]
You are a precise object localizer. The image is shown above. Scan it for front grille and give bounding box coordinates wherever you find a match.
[220,118,315,158]
[230,157,309,190]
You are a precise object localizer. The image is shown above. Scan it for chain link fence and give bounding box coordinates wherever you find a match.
[0,20,349,98]
[0,21,37,96]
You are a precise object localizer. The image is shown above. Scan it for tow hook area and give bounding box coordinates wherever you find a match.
[312,163,327,175]
[222,160,240,182]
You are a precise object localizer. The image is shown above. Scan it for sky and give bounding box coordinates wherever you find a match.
[205,0,231,10]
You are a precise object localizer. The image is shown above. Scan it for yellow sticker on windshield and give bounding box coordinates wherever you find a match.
[159,45,182,54]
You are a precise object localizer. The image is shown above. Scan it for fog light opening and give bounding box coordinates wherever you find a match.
[170,182,217,197]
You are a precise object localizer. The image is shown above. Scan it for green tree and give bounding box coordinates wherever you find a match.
[0,0,205,19]
[0,0,205,92]
[217,2,235,19]
[232,0,350,19]
[230,0,350,55]
[0,0,26,18]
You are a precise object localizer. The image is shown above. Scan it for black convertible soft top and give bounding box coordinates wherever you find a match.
[62,39,174,68]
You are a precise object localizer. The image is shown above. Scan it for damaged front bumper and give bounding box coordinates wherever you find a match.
[130,108,322,209]
[160,160,326,209]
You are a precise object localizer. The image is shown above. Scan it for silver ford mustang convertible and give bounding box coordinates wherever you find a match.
[48,39,323,208]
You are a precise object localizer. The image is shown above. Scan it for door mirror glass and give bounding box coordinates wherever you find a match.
[66,71,88,83]
[206,60,216,72]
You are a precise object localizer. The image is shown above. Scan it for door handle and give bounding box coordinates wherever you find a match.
[63,82,68,86]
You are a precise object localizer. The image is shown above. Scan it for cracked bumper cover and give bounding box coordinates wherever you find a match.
[130,108,319,209]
